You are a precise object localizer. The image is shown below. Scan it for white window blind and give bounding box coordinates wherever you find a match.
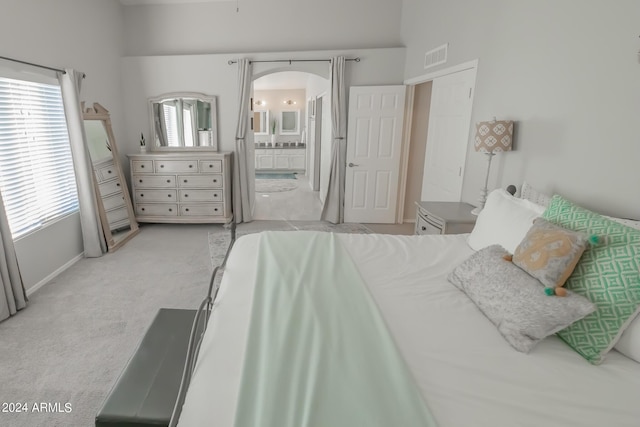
[0,76,79,239]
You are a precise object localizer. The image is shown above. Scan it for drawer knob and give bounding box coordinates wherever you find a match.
[139,179,143,183]
[185,194,189,198]
[168,194,172,198]
[421,226,426,231]
[183,179,188,183]
[213,194,218,198]
[107,170,112,174]
[209,164,213,168]
[189,164,193,168]
[160,165,164,168]
[213,179,217,183]
[140,193,144,197]
[141,208,145,211]
[116,183,120,187]
[185,208,189,212]
[214,208,218,212]
[168,208,172,212]
[166,179,170,183]
[141,165,145,168]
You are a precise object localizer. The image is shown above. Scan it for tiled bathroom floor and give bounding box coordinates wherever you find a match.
[253,174,322,221]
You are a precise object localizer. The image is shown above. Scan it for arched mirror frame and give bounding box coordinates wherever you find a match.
[148,92,218,151]
[82,102,139,251]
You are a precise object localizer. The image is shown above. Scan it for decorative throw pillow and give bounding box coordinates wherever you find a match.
[543,195,640,364]
[520,181,552,207]
[448,245,595,353]
[467,189,546,253]
[512,218,589,289]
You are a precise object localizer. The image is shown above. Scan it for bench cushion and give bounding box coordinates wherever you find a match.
[96,308,196,427]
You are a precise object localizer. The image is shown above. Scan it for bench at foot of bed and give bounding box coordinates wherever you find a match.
[95,308,197,427]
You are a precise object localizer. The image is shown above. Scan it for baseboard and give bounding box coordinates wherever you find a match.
[26,253,84,297]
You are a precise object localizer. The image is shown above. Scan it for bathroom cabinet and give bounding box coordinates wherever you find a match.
[255,148,306,172]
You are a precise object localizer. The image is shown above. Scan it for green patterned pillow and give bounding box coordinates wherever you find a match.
[543,195,640,364]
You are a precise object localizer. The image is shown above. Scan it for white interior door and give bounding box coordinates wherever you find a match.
[420,67,476,201]
[344,86,406,223]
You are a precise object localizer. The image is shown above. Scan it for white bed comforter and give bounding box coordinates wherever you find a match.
[178,232,640,427]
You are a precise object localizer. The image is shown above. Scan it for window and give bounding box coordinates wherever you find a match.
[0,76,79,239]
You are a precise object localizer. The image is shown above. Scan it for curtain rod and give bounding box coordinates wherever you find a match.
[227,58,360,65]
[0,55,86,78]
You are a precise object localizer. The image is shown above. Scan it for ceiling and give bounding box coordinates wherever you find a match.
[119,0,231,5]
[253,72,313,91]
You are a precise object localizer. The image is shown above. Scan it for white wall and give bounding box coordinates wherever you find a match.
[120,48,406,180]
[0,0,126,291]
[122,0,403,56]
[401,0,640,219]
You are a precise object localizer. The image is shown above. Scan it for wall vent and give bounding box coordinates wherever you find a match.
[424,43,448,69]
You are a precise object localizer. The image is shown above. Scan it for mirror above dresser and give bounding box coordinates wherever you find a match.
[149,92,218,151]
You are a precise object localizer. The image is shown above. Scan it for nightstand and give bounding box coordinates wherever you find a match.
[414,201,477,235]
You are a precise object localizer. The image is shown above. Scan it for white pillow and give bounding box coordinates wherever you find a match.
[468,189,546,253]
[615,308,640,363]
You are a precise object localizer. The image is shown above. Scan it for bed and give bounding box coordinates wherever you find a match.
[172,186,640,427]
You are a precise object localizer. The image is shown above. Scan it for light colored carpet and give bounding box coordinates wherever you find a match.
[0,220,371,427]
[255,179,298,193]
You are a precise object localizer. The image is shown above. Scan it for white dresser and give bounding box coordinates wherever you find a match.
[129,152,232,224]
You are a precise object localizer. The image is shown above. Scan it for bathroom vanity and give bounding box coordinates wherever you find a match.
[255,144,306,172]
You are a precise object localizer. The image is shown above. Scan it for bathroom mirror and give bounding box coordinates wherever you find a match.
[280,110,300,135]
[83,102,139,252]
[253,110,269,135]
[149,92,218,151]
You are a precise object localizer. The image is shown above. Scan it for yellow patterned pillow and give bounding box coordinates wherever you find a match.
[512,218,588,289]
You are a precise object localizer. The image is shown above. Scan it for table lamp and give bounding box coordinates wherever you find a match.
[471,119,513,215]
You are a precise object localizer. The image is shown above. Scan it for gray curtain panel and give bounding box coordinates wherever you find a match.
[0,188,27,322]
[153,103,168,147]
[232,59,255,223]
[58,69,106,257]
[321,56,347,224]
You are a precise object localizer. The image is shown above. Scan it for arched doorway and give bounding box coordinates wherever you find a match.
[251,71,330,221]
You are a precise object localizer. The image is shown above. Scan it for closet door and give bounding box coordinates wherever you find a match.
[420,67,476,201]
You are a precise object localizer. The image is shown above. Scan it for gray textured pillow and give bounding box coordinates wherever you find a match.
[448,245,596,353]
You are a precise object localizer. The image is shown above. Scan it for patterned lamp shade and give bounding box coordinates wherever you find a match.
[474,120,514,153]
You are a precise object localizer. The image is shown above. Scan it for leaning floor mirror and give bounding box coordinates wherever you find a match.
[82,103,139,251]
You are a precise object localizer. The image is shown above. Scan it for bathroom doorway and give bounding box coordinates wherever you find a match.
[252,71,329,221]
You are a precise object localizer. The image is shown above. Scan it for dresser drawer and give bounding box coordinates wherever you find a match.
[96,164,118,182]
[136,203,178,216]
[177,174,223,188]
[131,160,153,173]
[133,175,176,189]
[416,214,443,235]
[180,204,224,216]
[199,159,222,173]
[98,179,123,196]
[178,189,223,202]
[134,189,177,203]
[103,192,126,211]
[155,160,197,173]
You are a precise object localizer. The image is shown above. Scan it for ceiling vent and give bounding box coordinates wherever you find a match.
[424,43,448,70]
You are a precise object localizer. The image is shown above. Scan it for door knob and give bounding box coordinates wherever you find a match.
[348,162,359,167]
